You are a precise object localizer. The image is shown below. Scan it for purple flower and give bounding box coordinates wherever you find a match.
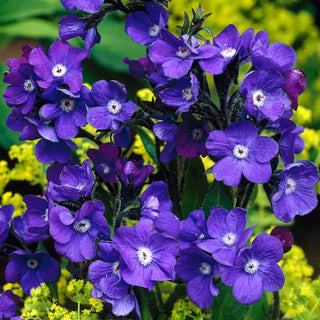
[140,181,180,237]
[206,120,278,186]
[159,74,199,113]
[240,70,291,121]
[113,219,179,290]
[59,15,101,53]
[60,0,104,13]
[87,143,118,183]
[176,113,209,158]
[272,160,319,222]
[270,226,294,253]
[29,38,87,93]
[250,31,296,73]
[88,242,129,299]
[87,80,137,131]
[49,200,109,262]
[47,160,94,201]
[149,30,207,79]
[199,25,254,75]
[283,68,306,110]
[116,158,154,187]
[125,2,169,45]
[176,248,219,308]
[197,207,254,266]
[5,250,61,295]
[3,63,38,114]
[40,85,88,139]
[0,290,19,319]
[179,210,209,250]
[220,234,284,305]
[0,205,14,249]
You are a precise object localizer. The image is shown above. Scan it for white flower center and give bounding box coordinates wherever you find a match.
[137,247,153,266]
[60,98,75,113]
[107,99,122,115]
[192,128,203,141]
[182,87,193,101]
[252,90,266,108]
[23,79,35,92]
[52,64,67,77]
[102,163,110,175]
[199,262,212,275]
[222,232,237,246]
[244,259,259,274]
[73,219,91,233]
[112,261,120,277]
[285,178,296,195]
[220,47,236,59]
[149,24,160,37]
[27,258,39,269]
[233,144,249,159]
[176,46,191,59]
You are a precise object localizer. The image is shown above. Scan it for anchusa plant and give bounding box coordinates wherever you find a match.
[1,0,319,319]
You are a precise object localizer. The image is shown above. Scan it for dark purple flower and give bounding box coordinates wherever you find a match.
[88,242,129,299]
[272,160,319,222]
[0,205,14,249]
[29,38,87,93]
[149,30,208,79]
[199,25,254,75]
[116,158,154,187]
[0,290,19,319]
[159,74,199,113]
[113,219,179,290]
[47,160,94,201]
[140,181,180,237]
[270,226,294,253]
[3,63,38,114]
[59,15,101,54]
[87,143,118,183]
[60,0,104,13]
[240,70,291,121]
[5,250,61,295]
[197,207,254,266]
[283,68,306,110]
[176,113,209,158]
[153,119,178,163]
[220,234,284,305]
[176,248,219,308]
[87,80,137,131]
[125,2,169,45]
[40,85,88,139]
[49,200,109,262]
[179,210,209,250]
[206,120,278,186]
[250,31,296,73]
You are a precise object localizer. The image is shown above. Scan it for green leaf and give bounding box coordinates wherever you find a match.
[91,17,146,72]
[181,158,208,219]
[201,180,233,216]
[135,126,158,165]
[0,19,59,39]
[0,0,63,24]
[0,63,21,149]
[211,282,269,320]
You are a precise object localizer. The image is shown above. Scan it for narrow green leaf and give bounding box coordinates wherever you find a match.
[201,180,233,216]
[181,158,208,219]
[135,126,158,165]
[0,19,59,39]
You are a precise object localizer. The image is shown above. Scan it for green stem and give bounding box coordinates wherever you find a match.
[271,291,280,320]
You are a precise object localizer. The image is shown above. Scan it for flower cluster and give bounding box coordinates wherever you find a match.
[1,0,319,319]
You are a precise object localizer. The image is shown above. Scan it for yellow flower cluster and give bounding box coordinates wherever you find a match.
[279,245,320,319]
